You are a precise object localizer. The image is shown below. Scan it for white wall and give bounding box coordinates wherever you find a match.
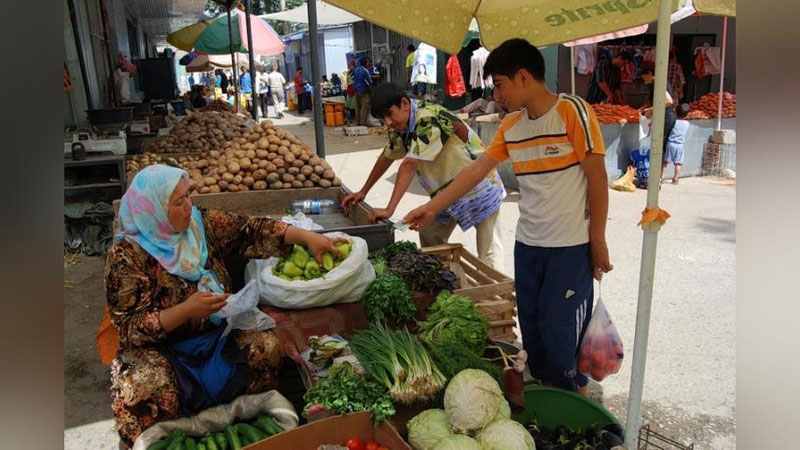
[323,26,353,79]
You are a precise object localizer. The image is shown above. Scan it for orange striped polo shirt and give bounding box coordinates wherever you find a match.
[486,93,605,247]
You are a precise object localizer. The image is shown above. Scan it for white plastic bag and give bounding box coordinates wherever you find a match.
[281,211,323,231]
[638,113,651,140]
[577,296,624,382]
[211,280,276,336]
[132,390,298,450]
[244,232,375,309]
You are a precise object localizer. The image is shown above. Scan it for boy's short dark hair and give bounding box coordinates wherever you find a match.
[407,44,416,52]
[370,83,408,119]
[483,38,545,82]
[677,103,690,118]
[640,62,655,75]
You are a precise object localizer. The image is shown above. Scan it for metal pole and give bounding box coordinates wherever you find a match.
[570,46,576,95]
[227,7,240,113]
[623,0,672,447]
[244,0,259,121]
[716,16,728,130]
[308,0,326,158]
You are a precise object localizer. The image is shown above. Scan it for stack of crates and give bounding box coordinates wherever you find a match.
[324,103,345,127]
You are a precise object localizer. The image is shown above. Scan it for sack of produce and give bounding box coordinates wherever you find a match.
[610,166,637,193]
[577,297,624,382]
[132,390,298,450]
[244,232,375,309]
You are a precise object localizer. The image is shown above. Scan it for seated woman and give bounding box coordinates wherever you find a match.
[105,165,343,447]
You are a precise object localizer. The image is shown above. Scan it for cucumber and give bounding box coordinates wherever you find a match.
[239,433,252,446]
[215,433,229,450]
[205,436,219,450]
[147,438,171,450]
[224,426,242,450]
[197,442,207,450]
[234,423,264,443]
[262,416,283,435]
[165,430,185,450]
[184,437,198,450]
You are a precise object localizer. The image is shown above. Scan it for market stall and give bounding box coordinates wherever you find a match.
[467,115,736,189]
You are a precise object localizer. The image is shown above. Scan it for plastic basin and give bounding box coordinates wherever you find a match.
[512,384,622,434]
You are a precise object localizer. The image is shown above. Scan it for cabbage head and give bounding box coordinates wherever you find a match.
[432,434,483,450]
[476,419,536,450]
[444,369,503,433]
[407,409,453,450]
[494,397,511,421]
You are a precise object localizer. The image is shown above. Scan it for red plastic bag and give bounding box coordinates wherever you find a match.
[578,297,624,382]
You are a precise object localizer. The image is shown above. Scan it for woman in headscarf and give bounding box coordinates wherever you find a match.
[103,165,343,447]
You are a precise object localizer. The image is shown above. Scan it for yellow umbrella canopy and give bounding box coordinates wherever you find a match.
[693,0,735,17]
[167,18,216,52]
[325,0,680,53]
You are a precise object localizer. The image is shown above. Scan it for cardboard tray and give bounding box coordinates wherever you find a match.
[244,411,411,450]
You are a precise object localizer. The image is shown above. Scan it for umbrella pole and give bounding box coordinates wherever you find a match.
[623,0,672,447]
[227,7,240,113]
[308,0,326,158]
[716,16,728,130]
[570,46,576,95]
[244,0,259,121]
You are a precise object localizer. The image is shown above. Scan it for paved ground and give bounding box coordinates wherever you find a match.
[64,112,735,449]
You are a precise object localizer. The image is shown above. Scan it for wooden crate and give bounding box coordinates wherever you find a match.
[421,243,518,343]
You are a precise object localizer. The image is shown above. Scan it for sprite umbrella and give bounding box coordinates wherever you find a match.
[324,0,680,54]
[167,8,284,56]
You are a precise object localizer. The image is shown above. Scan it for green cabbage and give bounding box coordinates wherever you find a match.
[444,369,503,433]
[431,434,482,450]
[476,419,536,450]
[494,397,511,421]
[407,409,453,450]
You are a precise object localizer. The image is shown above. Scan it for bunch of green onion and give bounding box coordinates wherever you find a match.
[349,323,446,404]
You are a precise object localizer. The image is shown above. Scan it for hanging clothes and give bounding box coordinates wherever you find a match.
[470,47,492,90]
[694,48,709,78]
[445,55,467,97]
[704,47,722,75]
[574,44,597,75]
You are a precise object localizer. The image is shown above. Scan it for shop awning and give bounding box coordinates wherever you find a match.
[260,0,362,25]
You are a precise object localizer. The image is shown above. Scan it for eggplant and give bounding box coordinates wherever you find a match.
[601,429,624,447]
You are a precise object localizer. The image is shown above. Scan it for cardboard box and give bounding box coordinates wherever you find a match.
[244,411,411,450]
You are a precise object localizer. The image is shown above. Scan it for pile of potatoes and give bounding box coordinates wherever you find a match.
[153,110,252,153]
[127,120,341,194]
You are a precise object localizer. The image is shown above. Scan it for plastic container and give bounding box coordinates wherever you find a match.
[325,112,336,127]
[291,199,337,215]
[512,383,622,433]
[334,111,344,126]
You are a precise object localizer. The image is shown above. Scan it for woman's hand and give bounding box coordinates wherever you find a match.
[159,291,229,333]
[183,291,229,320]
[304,232,346,264]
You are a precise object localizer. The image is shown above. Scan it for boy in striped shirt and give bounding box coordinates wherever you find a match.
[404,39,613,394]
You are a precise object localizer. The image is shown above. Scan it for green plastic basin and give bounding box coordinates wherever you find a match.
[512,384,623,434]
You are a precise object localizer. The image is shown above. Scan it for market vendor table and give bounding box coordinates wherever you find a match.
[64,153,126,195]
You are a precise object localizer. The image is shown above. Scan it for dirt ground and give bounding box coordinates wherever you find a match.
[64,113,736,449]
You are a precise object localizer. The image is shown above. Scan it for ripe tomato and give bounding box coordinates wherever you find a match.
[365,441,380,450]
[345,437,365,450]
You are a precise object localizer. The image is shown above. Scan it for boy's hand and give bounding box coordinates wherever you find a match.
[590,240,613,280]
[342,190,366,211]
[403,205,436,231]
[368,207,393,224]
